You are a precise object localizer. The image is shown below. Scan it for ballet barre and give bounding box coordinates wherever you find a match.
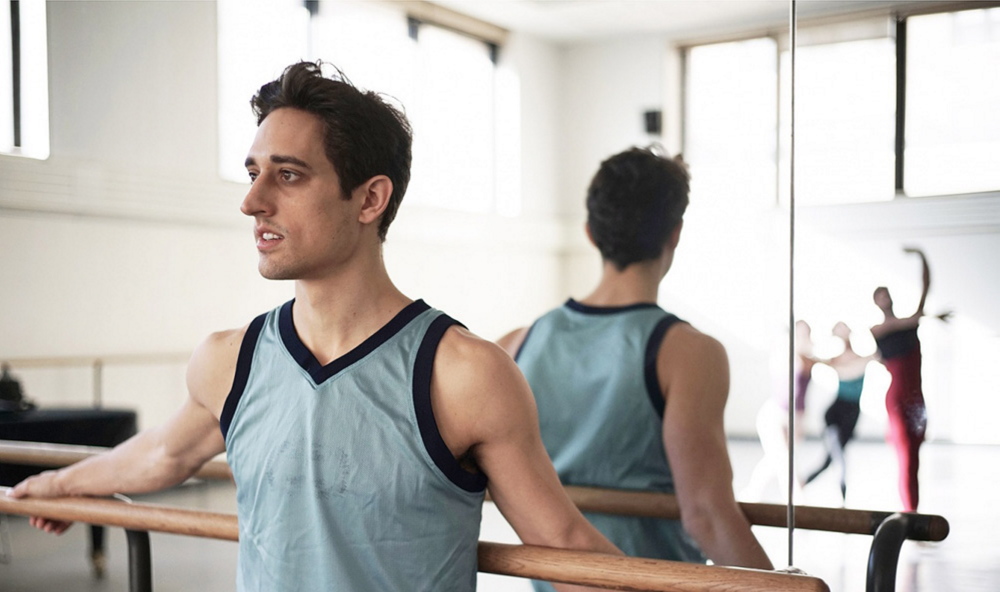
[0,440,949,539]
[0,487,828,592]
[0,440,947,591]
[0,440,233,481]
[560,485,949,542]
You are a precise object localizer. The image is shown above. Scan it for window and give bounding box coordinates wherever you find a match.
[1,0,48,159]
[684,38,778,210]
[406,23,497,213]
[217,1,514,214]
[217,0,310,183]
[778,35,897,206]
[905,7,1000,196]
[683,6,1000,206]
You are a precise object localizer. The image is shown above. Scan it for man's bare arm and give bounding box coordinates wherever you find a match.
[6,328,243,532]
[659,325,773,569]
[904,247,930,317]
[433,328,621,592]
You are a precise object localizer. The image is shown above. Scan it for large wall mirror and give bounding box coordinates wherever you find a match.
[0,1,996,591]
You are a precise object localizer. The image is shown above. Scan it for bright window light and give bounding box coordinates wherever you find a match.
[685,38,778,210]
[406,25,496,213]
[779,37,896,206]
[217,0,310,183]
[0,0,48,159]
[905,8,1000,196]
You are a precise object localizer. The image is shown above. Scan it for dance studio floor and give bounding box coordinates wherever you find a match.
[2,439,997,592]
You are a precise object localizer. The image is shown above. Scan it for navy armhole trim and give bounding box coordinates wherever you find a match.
[643,315,682,420]
[413,314,488,493]
[220,312,268,440]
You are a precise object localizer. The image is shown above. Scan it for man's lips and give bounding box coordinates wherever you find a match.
[255,228,285,250]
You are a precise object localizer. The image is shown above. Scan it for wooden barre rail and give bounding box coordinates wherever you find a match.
[0,441,233,481]
[0,440,949,541]
[3,353,191,369]
[0,487,828,592]
[562,486,950,542]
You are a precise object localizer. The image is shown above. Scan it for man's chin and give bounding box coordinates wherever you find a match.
[258,264,297,281]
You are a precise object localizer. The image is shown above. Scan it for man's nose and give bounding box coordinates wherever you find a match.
[241,177,272,217]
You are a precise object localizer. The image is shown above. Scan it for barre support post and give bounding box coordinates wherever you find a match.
[125,529,152,592]
[867,512,910,592]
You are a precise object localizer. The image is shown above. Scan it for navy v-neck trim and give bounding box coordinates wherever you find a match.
[564,298,660,315]
[279,299,431,385]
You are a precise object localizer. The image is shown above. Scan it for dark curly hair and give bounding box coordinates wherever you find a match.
[251,61,412,242]
[586,147,690,270]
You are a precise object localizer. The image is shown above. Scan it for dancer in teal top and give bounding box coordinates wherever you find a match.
[499,148,773,587]
[10,61,621,592]
[805,322,875,503]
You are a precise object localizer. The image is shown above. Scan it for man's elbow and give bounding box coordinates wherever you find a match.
[678,495,742,550]
[679,502,718,546]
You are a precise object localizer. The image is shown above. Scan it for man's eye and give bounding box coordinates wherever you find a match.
[281,170,299,181]
[247,172,258,183]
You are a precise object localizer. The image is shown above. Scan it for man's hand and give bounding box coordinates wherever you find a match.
[6,470,75,534]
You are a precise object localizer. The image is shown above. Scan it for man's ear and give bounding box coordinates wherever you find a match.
[356,175,393,227]
[668,219,684,250]
[584,222,596,247]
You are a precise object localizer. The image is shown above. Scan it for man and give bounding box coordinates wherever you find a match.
[498,147,773,590]
[8,61,619,591]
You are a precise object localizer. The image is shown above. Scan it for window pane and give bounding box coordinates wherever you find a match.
[685,38,778,210]
[217,0,310,182]
[0,0,12,152]
[779,37,896,206]
[905,8,1000,196]
[310,2,414,107]
[0,0,48,159]
[406,25,495,213]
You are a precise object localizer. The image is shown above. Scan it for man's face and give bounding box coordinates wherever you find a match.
[241,108,361,281]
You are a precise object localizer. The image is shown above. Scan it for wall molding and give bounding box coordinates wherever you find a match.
[797,192,1000,239]
[0,157,245,228]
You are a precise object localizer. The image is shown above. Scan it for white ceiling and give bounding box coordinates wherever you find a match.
[432,0,904,43]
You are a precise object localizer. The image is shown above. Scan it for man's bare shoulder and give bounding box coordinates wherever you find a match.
[435,325,533,417]
[438,325,523,383]
[661,321,727,363]
[431,324,536,455]
[186,325,252,418]
[495,327,529,358]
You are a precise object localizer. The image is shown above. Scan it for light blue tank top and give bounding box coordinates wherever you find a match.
[516,300,705,592]
[220,299,485,592]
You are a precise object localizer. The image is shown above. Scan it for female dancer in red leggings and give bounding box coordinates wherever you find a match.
[870,247,950,512]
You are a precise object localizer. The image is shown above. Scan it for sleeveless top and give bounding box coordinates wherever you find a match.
[221,299,486,592]
[515,299,705,590]
[875,326,919,359]
[874,326,924,411]
[836,376,865,403]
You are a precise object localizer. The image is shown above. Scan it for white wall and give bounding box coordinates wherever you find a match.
[0,1,570,433]
[1,1,997,445]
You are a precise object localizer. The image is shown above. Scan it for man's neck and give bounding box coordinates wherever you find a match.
[291,256,410,365]
[580,260,664,307]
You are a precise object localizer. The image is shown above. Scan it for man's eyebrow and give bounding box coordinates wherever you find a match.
[244,155,312,169]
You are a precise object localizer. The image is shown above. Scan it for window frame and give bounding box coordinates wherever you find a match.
[679,2,1000,206]
[1,0,48,160]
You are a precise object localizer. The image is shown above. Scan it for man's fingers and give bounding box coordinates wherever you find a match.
[28,516,74,534]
